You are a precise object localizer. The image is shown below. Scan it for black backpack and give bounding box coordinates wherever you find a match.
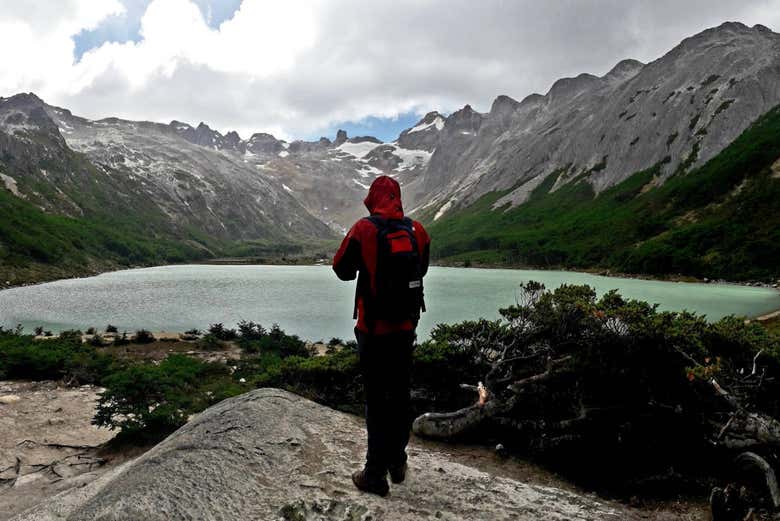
[359,216,425,323]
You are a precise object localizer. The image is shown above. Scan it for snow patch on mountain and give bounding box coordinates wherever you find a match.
[336,141,381,158]
[0,173,22,197]
[408,115,445,134]
[434,199,455,221]
[388,144,433,171]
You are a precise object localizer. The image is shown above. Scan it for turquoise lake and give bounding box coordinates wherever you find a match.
[0,265,778,341]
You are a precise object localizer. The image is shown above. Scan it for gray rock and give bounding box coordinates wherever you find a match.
[12,389,629,521]
[334,129,348,147]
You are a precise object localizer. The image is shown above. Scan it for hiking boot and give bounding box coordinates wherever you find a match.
[352,469,389,496]
[388,462,407,484]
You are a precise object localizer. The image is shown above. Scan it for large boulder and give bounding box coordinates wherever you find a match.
[12,389,629,520]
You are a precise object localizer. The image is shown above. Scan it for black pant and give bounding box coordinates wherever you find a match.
[356,328,415,478]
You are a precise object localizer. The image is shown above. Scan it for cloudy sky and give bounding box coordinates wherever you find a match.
[1,0,778,141]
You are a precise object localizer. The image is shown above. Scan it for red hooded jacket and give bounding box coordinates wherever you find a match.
[333,176,430,335]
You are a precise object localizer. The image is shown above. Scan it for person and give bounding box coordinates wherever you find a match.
[333,175,430,496]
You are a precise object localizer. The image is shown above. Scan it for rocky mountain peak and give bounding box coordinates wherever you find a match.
[418,111,444,125]
[334,129,348,146]
[1,92,45,110]
[547,73,602,102]
[169,120,193,131]
[519,93,545,107]
[603,59,645,83]
[672,20,778,58]
[444,104,483,135]
[222,130,244,153]
[245,132,283,155]
[397,111,446,151]
[0,92,64,144]
[490,94,521,116]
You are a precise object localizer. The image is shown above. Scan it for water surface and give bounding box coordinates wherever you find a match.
[0,265,778,341]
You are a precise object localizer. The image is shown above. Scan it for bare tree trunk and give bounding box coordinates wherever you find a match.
[413,396,512,439]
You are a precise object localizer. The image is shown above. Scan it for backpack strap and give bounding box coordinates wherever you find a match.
[353,217,382,321]
[365,215,387,229]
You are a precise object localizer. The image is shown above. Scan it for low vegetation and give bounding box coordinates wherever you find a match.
[427,105,780,281]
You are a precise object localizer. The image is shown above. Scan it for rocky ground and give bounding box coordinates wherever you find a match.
[0,381,134,520]
[4,387,708,521]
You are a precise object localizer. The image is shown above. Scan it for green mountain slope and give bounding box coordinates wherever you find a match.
[426,106,780,281]
[0,186,217,285]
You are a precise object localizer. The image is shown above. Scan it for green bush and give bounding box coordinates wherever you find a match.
[196,333,224,350]
[208,323,237,341]
[0,330,113,384]
[242,349,362,413]
[94,355,240,442]
[240,323,310,357]
[133,329,155,344]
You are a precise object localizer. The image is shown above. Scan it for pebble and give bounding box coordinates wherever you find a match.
[0,394,21,404]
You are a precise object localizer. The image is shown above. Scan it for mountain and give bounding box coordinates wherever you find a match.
[1,21,779,283]
[411,22,780,218]
[0,90,439,283]
[412,22,780,281]
[0,93,335,284]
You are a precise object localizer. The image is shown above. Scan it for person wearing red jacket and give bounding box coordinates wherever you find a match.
[333,175,430,496]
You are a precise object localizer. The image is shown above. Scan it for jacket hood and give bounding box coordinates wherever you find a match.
[364,175,404,219]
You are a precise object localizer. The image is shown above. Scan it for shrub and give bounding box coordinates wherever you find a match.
[94,355,238,442]
[208,323,237,341]
[34,326,44,336]
[0,332,112,384]
[106,324,119,333]
[114,331,130,346]
[238,323,310,358]
[197,333,224,351]
[133,329,155,344]
[243,349,362,413]
[237,320,266,342]
[59,330,83,342]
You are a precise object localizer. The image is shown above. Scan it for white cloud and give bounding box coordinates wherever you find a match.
[0,0,124,93]
[1,0,779,139]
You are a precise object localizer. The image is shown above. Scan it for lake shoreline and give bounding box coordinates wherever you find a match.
[3,258,779,294]
[433,259,780,290]
[0,257,328,292]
